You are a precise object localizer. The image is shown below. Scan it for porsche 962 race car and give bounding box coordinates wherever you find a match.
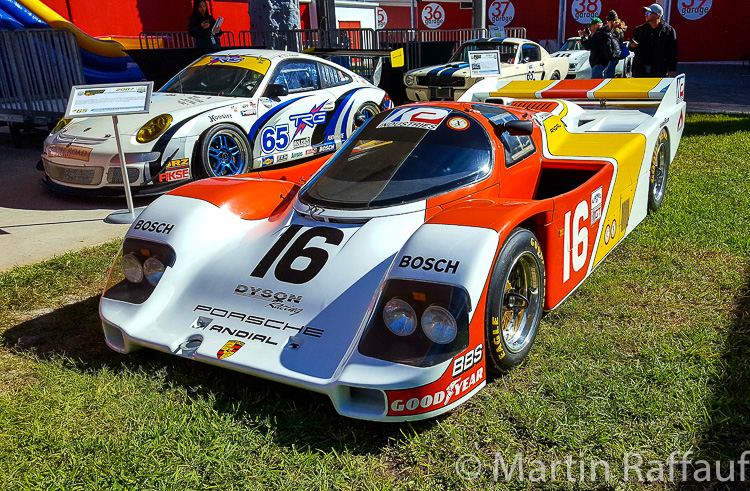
[42,50,391,194]
[100,76,686,421]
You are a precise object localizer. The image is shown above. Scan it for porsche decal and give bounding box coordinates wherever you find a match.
[217,340,245,359]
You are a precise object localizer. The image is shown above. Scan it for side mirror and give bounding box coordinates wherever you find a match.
[504,119,534,135]
[493,119,534,138]
[263,83,288,98]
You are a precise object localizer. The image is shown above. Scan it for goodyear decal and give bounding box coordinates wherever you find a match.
[191,55,271,75]
[248,96,309,143]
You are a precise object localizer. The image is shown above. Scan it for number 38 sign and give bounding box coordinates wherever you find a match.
[571,0,601,24]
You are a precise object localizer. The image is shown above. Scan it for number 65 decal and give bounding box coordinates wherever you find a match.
[251,225,344,284]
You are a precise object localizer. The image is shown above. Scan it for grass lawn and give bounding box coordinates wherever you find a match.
[1,113,748,490]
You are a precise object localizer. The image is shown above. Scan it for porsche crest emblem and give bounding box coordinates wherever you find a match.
[217,340,245,359]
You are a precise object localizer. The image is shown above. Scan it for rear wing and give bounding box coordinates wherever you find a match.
[458,76,686,116]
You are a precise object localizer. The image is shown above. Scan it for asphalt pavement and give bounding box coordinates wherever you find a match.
[1,62,747,272]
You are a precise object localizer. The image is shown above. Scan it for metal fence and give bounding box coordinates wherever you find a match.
[139,30,236,49]
[0,29,84,125]
[136,27,527,72]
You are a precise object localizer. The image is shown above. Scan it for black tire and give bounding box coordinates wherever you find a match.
[648,128,670,212]
[352,102,380,130]
[196,124,252,178]
[485,228,546,374]
[550,70,561,80]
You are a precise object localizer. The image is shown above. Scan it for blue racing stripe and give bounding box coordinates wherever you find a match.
[323,88,360,142]
[427,65,449,76]
[439,64,469,76]
[248,95,309,143]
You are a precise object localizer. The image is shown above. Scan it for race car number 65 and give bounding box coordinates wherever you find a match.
[251,225,344,284]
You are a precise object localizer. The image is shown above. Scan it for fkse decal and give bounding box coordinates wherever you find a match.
[133,220,174,234]
[388,361,485,415]
[159,158,190,183]
[377,107,451,131]
[290,102,327,138]
[398,255,460,274]
[193,304,324,338]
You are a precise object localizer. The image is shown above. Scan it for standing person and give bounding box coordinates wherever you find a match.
[579,17,611,79]
[629,3,678,77]
[604,11,627,78]
[188,0,223,50]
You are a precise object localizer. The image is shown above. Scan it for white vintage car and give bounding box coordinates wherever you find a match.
[41,50,392,195]
[403,38,569,102]
[551,37,633,79]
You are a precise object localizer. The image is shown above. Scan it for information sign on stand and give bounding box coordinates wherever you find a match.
[469,51,502,78]
[64,82,153,224]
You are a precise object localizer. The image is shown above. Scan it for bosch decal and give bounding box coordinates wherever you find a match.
[133,220,174,234]
[398,255,460,274]
[315,143,335,153]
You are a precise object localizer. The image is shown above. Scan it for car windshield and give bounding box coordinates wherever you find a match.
[450,42,518,64]
[559,39,583,51]
[161,55,269,97]
[299,107,493,210]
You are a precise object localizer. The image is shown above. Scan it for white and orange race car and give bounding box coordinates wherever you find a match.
[100,76,686,421]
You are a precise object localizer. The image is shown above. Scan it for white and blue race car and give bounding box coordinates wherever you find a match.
[41,49,392,195]
[551,37,633,79]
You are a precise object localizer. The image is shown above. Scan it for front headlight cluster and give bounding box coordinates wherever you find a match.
[404,74,416,87]
[136,114,172,143]
[103,238,175,304]
[383,298,457,344]
[359,279,470,368]
[51,118,72,134]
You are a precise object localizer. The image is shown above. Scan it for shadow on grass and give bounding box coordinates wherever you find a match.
[682,114,750,138]
[0,295,442,455]
[684,262,750,488]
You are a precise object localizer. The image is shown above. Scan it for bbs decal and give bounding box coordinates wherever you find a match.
[251,225,344,284]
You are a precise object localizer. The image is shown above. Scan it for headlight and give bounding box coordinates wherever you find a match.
[51,118,72,134]
[405,74,415,87]
[143,256,165,286]
[136,114,173,143]
[383,298,417,336]
[122,253,144,283]
[103,238,176,304]
[421,305,457,344]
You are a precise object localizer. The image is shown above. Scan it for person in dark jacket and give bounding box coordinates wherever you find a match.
[629,3,678,77]
[579,17,612,79]
[605,10,627,78]
[188,0,223,50]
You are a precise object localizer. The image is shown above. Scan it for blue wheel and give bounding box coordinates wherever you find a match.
[198,124,252,178]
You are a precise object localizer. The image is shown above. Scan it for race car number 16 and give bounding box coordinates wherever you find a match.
[251,225,344,284]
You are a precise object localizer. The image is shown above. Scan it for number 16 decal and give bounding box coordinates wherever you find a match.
[563,200,589,283]
[251,225,344,284]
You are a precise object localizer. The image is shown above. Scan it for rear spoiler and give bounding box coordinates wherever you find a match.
[459,76,686,114]
[302,48,405,68]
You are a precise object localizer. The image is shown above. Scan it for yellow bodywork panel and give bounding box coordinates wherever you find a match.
[191,55,272,75]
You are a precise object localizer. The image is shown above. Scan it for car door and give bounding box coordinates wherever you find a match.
[521,44,544,80]
[251,59,335,167]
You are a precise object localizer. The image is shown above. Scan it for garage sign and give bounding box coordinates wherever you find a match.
[571,0,602,24]
[422,3,445,29]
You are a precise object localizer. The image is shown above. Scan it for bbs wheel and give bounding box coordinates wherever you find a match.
[648,128,670,212]
[352,102,380,130]
[485,228,546,373]
[197,124,252,178]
